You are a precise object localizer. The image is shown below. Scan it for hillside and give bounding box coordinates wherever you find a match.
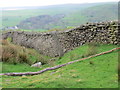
[1,43,118,88]
[2,3,97,28]
[1,21,119,88]
[18,2,118,30]
[2,2,118,30]
[18,14,66,30]
[82,3,118,22]
[1,2,119,88]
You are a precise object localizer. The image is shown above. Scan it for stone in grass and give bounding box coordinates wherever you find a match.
[22,75,27,77]
[31,62,42,68]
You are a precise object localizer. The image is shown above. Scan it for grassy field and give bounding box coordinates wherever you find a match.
[2,2,117,30]
[2,5,84,27]
[1,44,119,88]
[82,3,118,22]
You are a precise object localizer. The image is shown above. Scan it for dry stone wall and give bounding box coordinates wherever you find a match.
[2,21,120,57]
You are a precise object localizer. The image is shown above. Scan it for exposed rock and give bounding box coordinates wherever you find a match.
[31,62,42,68]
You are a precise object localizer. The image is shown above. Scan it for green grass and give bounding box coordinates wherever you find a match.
[2,2,117,30]
[1,44,119,88]
[63,11,87,26]
[82,3,118,22]
[2,63,41,73]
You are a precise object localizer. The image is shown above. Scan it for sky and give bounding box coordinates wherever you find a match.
[0,0,119,7]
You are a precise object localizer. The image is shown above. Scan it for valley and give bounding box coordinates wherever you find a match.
[0,1,119,88]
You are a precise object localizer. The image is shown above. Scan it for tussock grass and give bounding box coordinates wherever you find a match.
[1,39,51,65]
[1,40,32,65]
[84,42,99,57]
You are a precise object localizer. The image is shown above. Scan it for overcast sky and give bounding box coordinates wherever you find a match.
[0,0,119,7]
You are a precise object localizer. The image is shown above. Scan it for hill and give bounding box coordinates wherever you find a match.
[2,2,118,31]
[1,43,118,88]
[18,14,65,30]
[1,21,119,88]
[82,3,118,22]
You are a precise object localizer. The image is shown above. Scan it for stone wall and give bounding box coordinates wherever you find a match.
[2,21,120,57]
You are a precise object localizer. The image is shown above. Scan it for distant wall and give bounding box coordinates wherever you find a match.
[2,21,120,57]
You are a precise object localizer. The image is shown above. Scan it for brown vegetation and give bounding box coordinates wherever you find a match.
[1,40,31,65]
[1,39,49,65]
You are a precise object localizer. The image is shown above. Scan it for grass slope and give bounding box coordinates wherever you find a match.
[1,44,118,88]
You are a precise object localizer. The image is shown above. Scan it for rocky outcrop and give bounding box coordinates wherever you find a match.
[2,21,120,57]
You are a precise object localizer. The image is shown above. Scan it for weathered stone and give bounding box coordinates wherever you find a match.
[2,21,120,57]
[31,62,42,68]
